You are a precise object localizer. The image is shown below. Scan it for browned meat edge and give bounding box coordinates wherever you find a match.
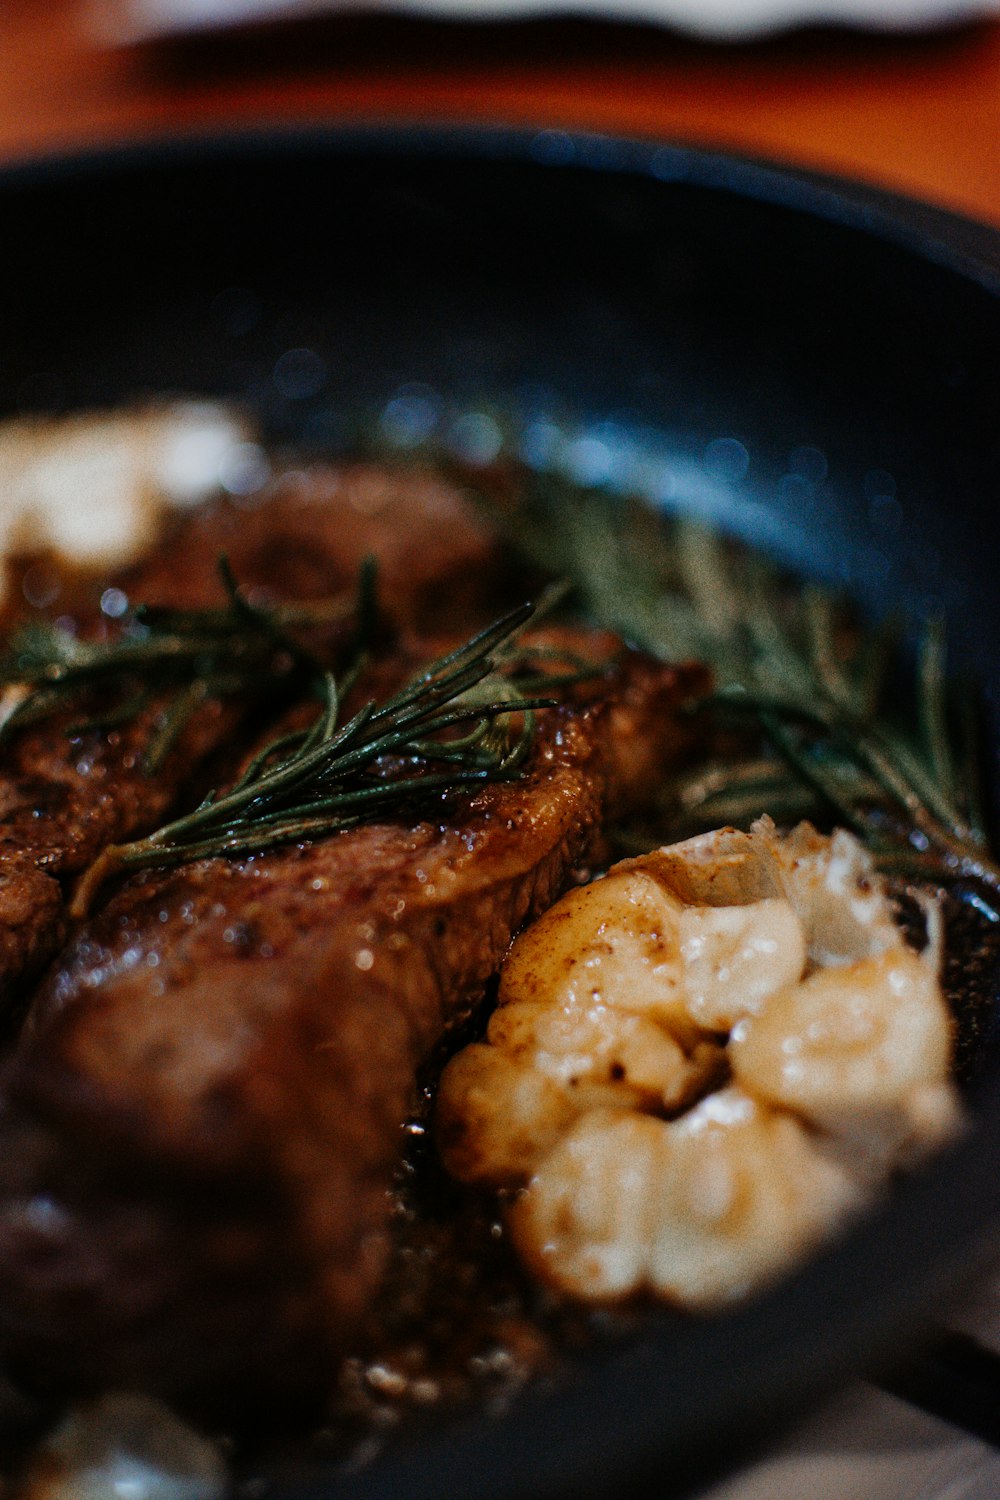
[0,464,505,1000]
[0,651,705,1413]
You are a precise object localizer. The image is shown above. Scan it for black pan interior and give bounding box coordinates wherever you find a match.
[3,127,1000,1499]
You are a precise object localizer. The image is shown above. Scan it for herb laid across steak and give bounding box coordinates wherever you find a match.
[0,464,506,1000]
[0,647,705,1413]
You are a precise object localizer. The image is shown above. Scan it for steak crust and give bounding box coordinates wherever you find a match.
[0,651,705,1411]
[0,463,505,1000]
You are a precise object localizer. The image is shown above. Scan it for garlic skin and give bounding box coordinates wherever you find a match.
[438,819,962,1308]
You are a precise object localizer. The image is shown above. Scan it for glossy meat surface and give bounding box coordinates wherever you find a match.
[0,463,504,1000]
[0,650,704,1409]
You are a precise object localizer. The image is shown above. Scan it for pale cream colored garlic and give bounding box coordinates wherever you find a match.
[437,819,962,1309]
[678,898,806,1030]
[729,947,962,1182]
[510,1090,864,1309]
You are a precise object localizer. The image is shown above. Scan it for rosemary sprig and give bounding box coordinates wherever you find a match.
[494,467,999,898]
[70,602,557,917]
[0,559,356,769]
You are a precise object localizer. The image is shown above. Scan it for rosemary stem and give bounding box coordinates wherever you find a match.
[756,709,872,840]
[70,847,127,920]
[67,597,558,916]
[918,613,957,800]
[956,683,988,842]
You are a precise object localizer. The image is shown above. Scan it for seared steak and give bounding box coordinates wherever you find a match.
[0,463,505,998]
[0,650,704,1411]
[121,462,509,630]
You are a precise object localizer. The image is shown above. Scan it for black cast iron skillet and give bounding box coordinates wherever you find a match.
[3,126,1000,1499]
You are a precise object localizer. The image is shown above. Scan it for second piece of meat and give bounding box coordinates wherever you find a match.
[0,460,506,1002]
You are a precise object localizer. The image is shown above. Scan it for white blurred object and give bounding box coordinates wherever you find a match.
[19,1393,227,1500]
[0,401,253,604]
[89,0,1000,43]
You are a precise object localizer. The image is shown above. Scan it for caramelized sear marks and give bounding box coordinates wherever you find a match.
[0,650,704,1412]
[0,464,507,1001]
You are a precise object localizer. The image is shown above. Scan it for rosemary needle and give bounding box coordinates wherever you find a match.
[0,557,358,768]
[71,602,559,917]
[487,465,1000,897]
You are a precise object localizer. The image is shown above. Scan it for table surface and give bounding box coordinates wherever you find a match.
[2,0,1000,231]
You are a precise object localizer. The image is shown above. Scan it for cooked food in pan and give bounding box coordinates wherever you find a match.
[0,405,994,1492]
[439,819,960,1309]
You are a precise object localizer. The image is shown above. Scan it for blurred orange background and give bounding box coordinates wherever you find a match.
[1,0,999,227]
